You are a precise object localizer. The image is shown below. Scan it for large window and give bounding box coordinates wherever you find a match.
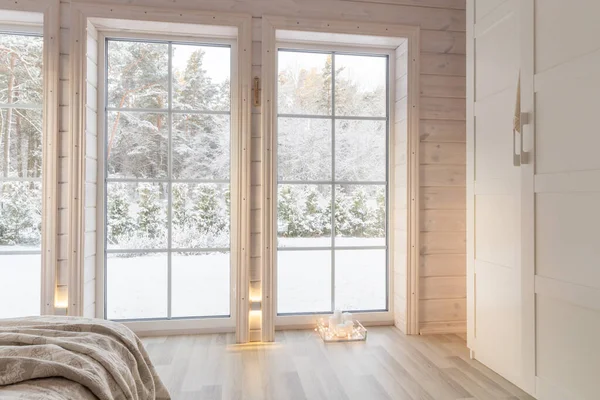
[276,48,389,314]
[104,38,232,320]
[0,32,43,318]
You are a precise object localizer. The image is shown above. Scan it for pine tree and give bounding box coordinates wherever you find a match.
[136,184,164,239]
[107,183,135,244]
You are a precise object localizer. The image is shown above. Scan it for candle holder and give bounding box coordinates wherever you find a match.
[315,317,368,343]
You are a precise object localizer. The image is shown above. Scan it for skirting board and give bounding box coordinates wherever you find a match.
[419,320,466,335]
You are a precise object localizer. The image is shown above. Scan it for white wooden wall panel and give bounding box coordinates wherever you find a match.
[82,22,98,318]
[393,42,409,333]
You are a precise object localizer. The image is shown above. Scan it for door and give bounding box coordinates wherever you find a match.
[466,0,535,394]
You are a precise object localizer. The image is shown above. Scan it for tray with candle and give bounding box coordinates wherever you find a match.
[315,311,368,342]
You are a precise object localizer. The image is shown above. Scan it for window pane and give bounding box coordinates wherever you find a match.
[278,51,331,115]
[278,117,331,181]
[0,181,42,249]
[278,185,331,248]
[277,250,331,314]
[106,182,168,250]
[172,44,230,111]
[172,183,230,249]
[106,111,168,179]
[334,54,387,117]
[335,185,386,246]
[0,34,43,105]
[0,254,40,318]
[107,40,168,109]
[171,251,230,317]
[335,119,386,181]
[335,249,386,311]
[106,253,168,319]
[0,109,43,178]
[172,114,230,180]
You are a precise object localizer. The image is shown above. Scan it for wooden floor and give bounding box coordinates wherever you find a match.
[142,327,534,400]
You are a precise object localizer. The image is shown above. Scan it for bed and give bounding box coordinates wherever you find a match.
[0,316,170,400]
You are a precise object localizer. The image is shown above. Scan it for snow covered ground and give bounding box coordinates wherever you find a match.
[0,253,41,319]
[0,239,387,320]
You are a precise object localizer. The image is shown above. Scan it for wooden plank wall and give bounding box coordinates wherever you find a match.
[56,0,466,333]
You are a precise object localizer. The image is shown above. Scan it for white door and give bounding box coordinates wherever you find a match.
[466,0,535,394]
[533,1,600,398]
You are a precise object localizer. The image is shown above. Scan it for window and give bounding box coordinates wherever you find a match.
[104,38,232,320]
[276,48,389,315]
[0,31,43,318]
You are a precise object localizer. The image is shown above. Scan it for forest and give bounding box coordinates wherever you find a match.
[0,36,388,250]
[0,34,43,248]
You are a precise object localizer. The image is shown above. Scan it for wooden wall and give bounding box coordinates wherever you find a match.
[54,0,466,333]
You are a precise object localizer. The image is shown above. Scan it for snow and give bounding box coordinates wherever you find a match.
[105,243,386,319]
[106,252,230,320]
[0,254,41,319]
[0,240,386,320]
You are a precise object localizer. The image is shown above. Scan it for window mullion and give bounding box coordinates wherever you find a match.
[330,53,336,313]
[167,42,173,320]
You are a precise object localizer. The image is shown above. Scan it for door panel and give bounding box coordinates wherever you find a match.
[467,0,535,393]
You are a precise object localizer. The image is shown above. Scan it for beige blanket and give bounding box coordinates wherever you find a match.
[0,316,170,400]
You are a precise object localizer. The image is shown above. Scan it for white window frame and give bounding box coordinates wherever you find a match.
[0,0,60,316]
[98,30,238,330]
[262,16,420,340]
[273,41,395,319]
[69,2,252,341]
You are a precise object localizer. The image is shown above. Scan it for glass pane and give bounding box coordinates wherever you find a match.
[278,117,331,181]
[278,51,332,115]
[0,254,40,318]
[106,111,168,179]
[172,183,230,249]
[0,34,43,105]
[0,109,43,178]
[0,181,42,249]
[335,185,386,246]
[172,114,230,180]
[107,40,168,109]
[335,119,386,181]
[277,184,331,248]
[172,44,230,111]
[106,182,168,250]
[106,253,168,319]
[171,251,230,317]
[335,249,386,311]
[334,54,387,117]
[277,250,331,314]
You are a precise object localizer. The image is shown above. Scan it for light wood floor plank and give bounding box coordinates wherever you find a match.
[142,326,529,400]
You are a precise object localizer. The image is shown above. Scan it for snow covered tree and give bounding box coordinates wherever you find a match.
[136,184,165,240]
[106,183,135,244]
[0,182,41,245]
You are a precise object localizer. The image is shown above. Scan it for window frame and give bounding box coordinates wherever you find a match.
[98,31,238,325]
[68,3,252,340]
[97,30,240,332]
[261,16,421,340]
[0,1,60,317]
[273,42,395,318]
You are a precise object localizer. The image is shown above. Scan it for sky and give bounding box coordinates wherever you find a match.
[172,44,231,84]
[277,50,388,92]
